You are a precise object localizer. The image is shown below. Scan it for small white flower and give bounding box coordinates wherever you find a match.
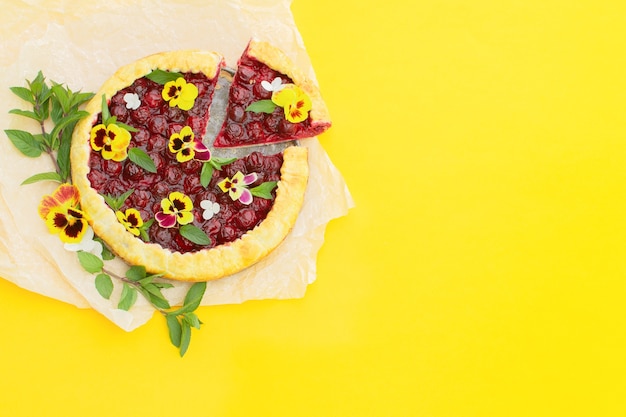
[200,200,220,220]
[64,226,104,259]
[123,92,141,110]
[261,77,285,93]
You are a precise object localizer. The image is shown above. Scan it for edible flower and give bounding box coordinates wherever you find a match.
[64,226,103,259]
[168,126,211,162]
[200,200,220,220]
[123,92,141,110]
[217,171,258,205]
[271,84,312,123]
[155,191,194,228]
[90,123,131,161]
[162,77,198,111]
[116,208,144,237]
[38,183,90,244]
[261,77,286,93]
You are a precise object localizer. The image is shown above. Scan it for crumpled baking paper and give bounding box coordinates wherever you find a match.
[0,0,353,331]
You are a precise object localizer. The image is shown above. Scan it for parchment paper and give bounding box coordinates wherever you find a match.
[0,0,353,331]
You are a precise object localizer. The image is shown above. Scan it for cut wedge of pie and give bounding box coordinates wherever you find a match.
[70,41,328,282]
[213,39,331,148]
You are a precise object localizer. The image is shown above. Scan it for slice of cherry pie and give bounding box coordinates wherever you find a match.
[71,41,327,282]
[213,39,331,148]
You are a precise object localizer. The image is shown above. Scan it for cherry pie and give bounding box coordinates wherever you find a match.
[71,40,330,281]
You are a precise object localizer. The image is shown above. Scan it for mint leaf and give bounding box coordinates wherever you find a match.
[245,99,277,114]
[179,321,192,357]
[5,129,42,157]
[146,69,184,85]
[77,251,104,274]
[126,265,147,282]
[95,273,114,299]
[8,109,40,122]
[179,224,211,246]
[128,147,157,173]
[10,86,35,104]
[200,162,214,188]
[166,315,182,347]
[118,283,138,311]
[183,282,207,311]
[21,172,63,185]
[250,181,277,200]
[100,94,111,123]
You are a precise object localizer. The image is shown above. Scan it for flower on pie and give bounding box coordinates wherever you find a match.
[90,123,131,161]
[217,171,258,205]
[271,84,312,123]
[123,92,141,110]
[200,200,220,220]
[64,226,103,259]
[38,183,90,244]
[155,191,194,228]
[261,77,286,93]
[162,77,198,111]
[168,126,211,162]
[116,208,144,236]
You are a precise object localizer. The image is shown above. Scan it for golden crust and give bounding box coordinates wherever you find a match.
[71,50,309,282]
[246,39,331,127]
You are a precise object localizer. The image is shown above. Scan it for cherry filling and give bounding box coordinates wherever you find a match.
[87,72,283,253]
[213,52,328,148]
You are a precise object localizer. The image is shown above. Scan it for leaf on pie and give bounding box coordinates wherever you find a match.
[179,224,211,246]
[146,69,184,85]
[128,147,157,173]
[250,181,277,199]
[245,99,277,114]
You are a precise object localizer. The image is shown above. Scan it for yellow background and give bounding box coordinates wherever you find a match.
[2,0,626,415]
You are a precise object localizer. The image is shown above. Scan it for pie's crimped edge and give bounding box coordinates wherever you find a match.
[71,50,310,282]
[245,38,331,128]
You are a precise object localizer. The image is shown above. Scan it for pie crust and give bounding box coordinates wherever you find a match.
[71,49,310,282]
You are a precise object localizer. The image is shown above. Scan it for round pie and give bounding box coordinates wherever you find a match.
[70,40,331,282]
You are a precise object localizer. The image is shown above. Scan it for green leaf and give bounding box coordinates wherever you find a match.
[250,181,278,200]
[128,147,157,173]
[166,282,207,317]
[8,108,40,122]
[95,273,114,299]
[245,99,277,114]
[183,312,202,329]
[100,94,111,122]
[70,91,95,109]
[179,224,211,246]
[94,238,115,261]
[5,129,42,157]
[126,265,147,282]
[77,251,104,274]
[51,84,70,113]
[21,171,63,185]
[49,110,89,150]
[140,284,171,309]
[10,86,35,104]
[102,189,134,211]
[179,321,192,357]
[184,282,207,311]
[118,283,138,311]
[166,315,182,347]
[200,162,214,188]
[115,121,139,133]
[210,156,237,167]
[145,69,184,85]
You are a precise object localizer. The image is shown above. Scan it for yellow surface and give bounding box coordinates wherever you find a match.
[2,0,626,415]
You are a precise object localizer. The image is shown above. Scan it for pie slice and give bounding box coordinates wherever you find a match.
[213,39,331,148]
[71,48,310,282]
